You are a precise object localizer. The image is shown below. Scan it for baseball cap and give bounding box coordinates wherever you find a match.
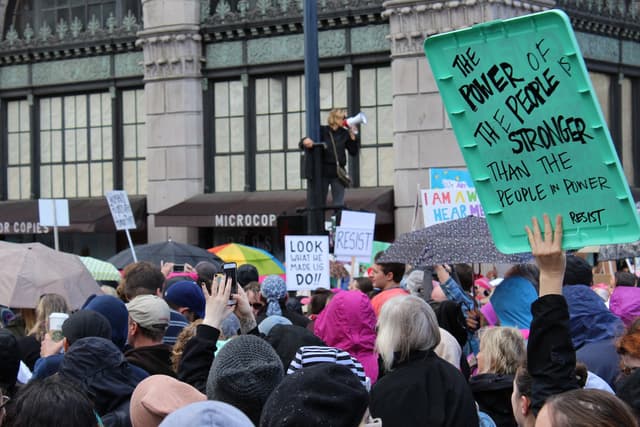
[126,295,171,331]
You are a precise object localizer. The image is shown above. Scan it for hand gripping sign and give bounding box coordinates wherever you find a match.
[424,10,640,252]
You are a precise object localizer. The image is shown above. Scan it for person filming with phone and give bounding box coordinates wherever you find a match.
[300,108,360,208]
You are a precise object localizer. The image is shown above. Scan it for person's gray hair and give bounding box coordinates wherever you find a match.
[375,295,441,371]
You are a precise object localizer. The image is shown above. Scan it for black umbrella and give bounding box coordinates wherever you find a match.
[378,216,531,266]
[108,240,224,270]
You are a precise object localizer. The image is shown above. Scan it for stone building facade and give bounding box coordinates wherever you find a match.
[0,0,638,258]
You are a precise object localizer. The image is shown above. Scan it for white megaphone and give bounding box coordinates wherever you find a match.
[343,112,367,134]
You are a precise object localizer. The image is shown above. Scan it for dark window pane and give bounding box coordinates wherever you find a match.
[87,4,102,23]
[102,2,115,19]
[42,13,56,29]
[70,6,84,22]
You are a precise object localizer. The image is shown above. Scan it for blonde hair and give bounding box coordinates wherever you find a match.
[478,326,525,375]
[327,108,347,129]
[171,319,202,372]
[28,294,69,341]
[376,295,441,372]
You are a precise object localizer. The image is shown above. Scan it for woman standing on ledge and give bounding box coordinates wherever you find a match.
[300,108,359,208]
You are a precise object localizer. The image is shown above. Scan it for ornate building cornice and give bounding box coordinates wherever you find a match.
[200,0,386,42]
[383,0,553,57]
[558,0,640,41]
[0,11,141,65]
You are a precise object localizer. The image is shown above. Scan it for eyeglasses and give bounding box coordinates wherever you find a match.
[251,303,265,310]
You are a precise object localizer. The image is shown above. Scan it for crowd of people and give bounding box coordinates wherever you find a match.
[1,214,640,426]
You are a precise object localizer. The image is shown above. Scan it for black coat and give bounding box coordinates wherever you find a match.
[370,350,479,427]
[256,304,310,329]
[58,337,148,427]
[177,324,220,394]
[125,343,175,377]
[300,126,358,179]
[469,373,517,427]
[528,295,579,415]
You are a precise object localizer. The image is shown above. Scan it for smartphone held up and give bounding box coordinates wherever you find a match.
[223,262,237,305]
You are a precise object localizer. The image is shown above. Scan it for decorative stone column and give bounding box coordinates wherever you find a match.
[383,0,553,235]
[138,0,204,243]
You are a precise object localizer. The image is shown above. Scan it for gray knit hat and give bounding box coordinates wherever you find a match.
[206,335,284,425]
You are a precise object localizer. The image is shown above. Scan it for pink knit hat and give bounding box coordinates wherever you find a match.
[130,375,206,427]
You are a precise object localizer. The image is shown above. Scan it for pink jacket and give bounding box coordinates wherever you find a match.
[609,286,640,327]
[314,290,379,384]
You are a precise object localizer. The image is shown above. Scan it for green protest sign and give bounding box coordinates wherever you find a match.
[424,9,640,253]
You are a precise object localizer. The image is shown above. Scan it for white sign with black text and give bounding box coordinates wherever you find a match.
[285,235,330,291]
[334,226,374,258]
[106,191,136,230]
[336,210,376,263]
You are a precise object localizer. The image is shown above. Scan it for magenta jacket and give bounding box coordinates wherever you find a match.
[314,290,379,384]
[609,286,640,327]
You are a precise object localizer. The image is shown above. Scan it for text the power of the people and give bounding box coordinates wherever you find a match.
[424,10,640,252]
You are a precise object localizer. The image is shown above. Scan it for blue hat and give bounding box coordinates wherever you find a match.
[490,276,537,330]
[258,315,292,335]
[261,275,287,317]
[82,294,129,350]
[159,401,253,427]
[164,281,206,319]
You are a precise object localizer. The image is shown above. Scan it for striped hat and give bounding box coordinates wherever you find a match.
[287,345,368,389]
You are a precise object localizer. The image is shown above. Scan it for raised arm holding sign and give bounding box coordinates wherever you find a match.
[424,10,640,252]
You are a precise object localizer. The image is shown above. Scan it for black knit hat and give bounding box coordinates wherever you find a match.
[266,324,325,370]
[62,310,112,346]
[237,264,259,287]
[259,363,369,427]
[207,335,284,425]
[563,255,593,286]
[0,329,20,394]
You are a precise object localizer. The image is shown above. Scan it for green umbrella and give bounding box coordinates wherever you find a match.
[79,256,121,282]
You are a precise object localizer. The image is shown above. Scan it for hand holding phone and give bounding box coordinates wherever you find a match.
[223,262,238,305]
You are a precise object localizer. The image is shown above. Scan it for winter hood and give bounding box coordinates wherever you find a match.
[59,337,148,415]
[562,285,624,349]
[609,286,640,327]
[314,290,378,383]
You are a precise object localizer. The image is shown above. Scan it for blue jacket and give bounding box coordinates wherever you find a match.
[562,285,623,387]
[562,285,623,349]
[59,337,148,427]
[31,354,64,381]
[439,277,479,355]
